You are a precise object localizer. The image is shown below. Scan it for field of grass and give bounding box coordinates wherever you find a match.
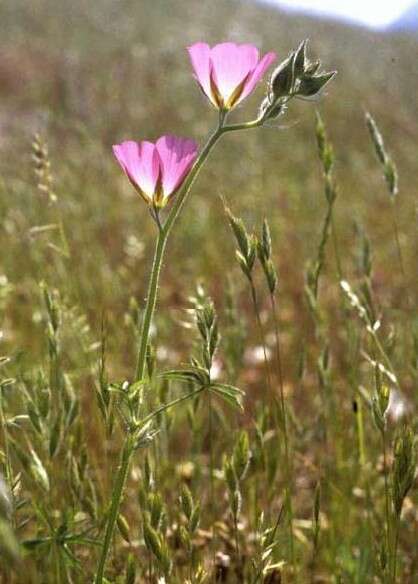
[0,0,417,582]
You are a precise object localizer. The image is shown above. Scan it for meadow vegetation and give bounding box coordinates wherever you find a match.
[0,0,417,582]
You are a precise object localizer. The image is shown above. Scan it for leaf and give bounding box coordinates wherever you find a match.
[162,367,209,386]
[210,384,245,410]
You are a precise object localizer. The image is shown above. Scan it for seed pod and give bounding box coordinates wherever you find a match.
[232,431,250,481]
[180,484,194,521]
[365,112,399,197]
[117,514,131,543]
[223,459,237,494]
[226,208,250,258]
[261,219,272,260]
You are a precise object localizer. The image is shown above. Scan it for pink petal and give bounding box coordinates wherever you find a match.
[155,135,199,198]
[113,140,160,199]
[237,51,277,105]
[187,43,215,105]
[209,43,259,105]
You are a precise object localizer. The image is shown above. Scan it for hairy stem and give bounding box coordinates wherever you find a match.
[94,435,134,584]
[135,229,167,384]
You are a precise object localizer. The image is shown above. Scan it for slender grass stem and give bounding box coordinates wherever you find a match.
[392,516,400,583]
[270,293,295,575]
[369,331,399,390]
[390,201,407,293]
[381,429,391,579]
[355,398,366,468]
[0,388,13,515]
[208,391,215,512]
[249,279,273,405]
[330,213,343,281]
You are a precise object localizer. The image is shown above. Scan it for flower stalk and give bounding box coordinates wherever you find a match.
[95,113,267,582]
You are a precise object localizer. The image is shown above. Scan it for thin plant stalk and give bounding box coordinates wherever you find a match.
[95,113,266,582]
[270,293,295,574]
[330,214,343,281]
[390,199,412,315]
[248,279,274,405]
[208,390,215,513]
[94,434,134,584]
[390,201,406,286]
[392,516,400,583]
[0,387,13,512]
[381,429,391,573]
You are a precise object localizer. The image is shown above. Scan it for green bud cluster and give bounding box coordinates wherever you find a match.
[260,40,336,122]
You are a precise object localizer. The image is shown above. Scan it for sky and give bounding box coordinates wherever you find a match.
[269,0,416,27]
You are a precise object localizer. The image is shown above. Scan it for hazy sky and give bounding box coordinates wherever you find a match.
[270,0,415,27]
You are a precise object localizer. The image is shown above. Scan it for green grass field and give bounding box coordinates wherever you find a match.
[0,0,417,582]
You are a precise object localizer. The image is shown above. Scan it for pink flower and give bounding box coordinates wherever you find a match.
[113,135,199,208]
[188,42,276,110]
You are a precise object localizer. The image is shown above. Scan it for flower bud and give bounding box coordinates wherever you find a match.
[297,71,336,98]
[270,54,296,99]
[293,39,308,77]
[261,40,336,123]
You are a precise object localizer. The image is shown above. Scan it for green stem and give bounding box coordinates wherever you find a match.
[249,278,273,404]
[330,212,343,281]
[95,114,265,582]
[356,397,366,468]
[0,388,13,513]
[390,200,407,293]
[135,229,167,383]
[381,429,391,577]
[270,294,295,574]
[95,386,204,583]
[134,112,259,384]
[94,435,134,584]
[369,330,400,391]
[392,516,400,583]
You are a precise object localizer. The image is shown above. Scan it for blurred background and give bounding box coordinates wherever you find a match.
[269,0,418,29]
